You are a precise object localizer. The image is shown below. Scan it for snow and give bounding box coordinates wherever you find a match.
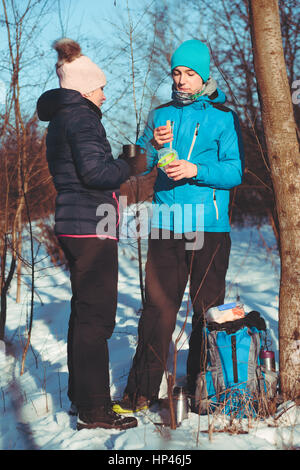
[1,223,300,452]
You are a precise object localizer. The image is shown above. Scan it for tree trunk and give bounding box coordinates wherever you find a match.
[0,252,16,340]
[248,0,300,399]
[16,229,22,303]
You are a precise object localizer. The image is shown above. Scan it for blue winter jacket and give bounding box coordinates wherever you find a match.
[137,90,244,233]
[37,89,130,238]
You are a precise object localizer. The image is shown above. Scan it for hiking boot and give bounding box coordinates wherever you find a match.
[77,405,138,431]
[112,393,149,414]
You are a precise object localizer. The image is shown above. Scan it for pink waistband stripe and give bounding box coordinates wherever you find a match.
[58,234,117,240]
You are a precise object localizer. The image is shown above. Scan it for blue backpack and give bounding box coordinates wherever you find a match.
[195,311,270,417]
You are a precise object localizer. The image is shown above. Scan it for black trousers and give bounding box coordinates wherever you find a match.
[59,237,118,409]
[124,231,231,399]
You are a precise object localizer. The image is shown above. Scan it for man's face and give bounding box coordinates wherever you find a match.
[172,66,204,94]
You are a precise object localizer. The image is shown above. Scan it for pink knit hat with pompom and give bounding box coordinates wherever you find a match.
[53,38,106,94]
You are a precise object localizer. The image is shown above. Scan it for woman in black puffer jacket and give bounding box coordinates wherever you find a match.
[37,38,137,431]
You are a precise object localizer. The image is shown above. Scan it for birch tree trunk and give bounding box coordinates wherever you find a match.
[248,0,300,399]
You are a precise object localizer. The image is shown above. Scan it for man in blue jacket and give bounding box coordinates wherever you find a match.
[114,39,244,413]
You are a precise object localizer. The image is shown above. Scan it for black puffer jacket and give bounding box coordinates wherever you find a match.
[37,89,130,237]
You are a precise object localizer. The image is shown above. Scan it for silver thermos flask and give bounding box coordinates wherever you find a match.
[173,387,188,426]
[260,350,276,371]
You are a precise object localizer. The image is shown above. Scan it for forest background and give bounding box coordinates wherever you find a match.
[0,0,299,392]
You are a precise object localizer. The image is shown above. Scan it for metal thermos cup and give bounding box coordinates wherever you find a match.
[260,350,276,371]
[119,144,147,178]
[123,144,139,158]
[173,387,188,426]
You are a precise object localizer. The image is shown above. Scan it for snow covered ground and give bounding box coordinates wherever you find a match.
[1,223,300,452]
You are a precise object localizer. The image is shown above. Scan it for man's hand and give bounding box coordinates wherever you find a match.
[151,125,173,149]
[165,160,198,181]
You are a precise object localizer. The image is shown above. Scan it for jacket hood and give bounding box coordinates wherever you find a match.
[197,88,227,109]
[205,88,226,104]
[37,88,101,122]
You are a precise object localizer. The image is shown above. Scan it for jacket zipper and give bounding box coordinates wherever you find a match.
[187,123,200,161]
[213,189,219,220]
[184,122,219,222]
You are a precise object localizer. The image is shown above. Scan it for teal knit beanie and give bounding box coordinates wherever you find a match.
[171,39,210,83]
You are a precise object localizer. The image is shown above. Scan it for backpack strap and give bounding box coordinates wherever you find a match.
[231,335,239,383]
[247,329,262,393]
[207,331,226,396]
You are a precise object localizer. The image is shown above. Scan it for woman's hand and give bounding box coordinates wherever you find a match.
[165,160,198,181]
[151,125,173,149]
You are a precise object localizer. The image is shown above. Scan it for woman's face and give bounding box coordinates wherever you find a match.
[83,86,106,107]
[172,66,204,94]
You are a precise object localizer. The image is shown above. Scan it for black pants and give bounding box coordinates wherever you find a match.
[124,231,231,399]
[59,237,118,409]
